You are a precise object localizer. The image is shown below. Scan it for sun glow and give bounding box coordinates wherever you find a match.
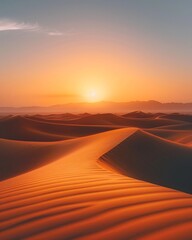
[85,89,103,102]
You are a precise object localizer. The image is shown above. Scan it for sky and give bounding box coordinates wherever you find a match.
[0,0,192,107]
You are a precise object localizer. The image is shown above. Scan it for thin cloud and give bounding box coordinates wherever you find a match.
[0,18,75,37]
[48,31,64,36]
[48,30,77,37]
[0,19,39,31]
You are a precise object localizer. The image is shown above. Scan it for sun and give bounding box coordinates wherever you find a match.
[85,89,103,102]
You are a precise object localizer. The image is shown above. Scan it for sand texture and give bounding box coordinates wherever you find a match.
[0,113,192,239]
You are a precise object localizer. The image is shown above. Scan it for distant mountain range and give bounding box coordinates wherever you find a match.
[1,100,192,114]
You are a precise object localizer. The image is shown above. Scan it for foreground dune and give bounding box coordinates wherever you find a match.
[0,113,192,239]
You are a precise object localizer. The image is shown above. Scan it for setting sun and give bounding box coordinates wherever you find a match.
[86,89,102,102]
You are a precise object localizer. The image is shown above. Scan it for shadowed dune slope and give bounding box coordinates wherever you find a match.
[100,130,192,194]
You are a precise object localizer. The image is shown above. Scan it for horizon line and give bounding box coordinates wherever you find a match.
[1,100,192,109]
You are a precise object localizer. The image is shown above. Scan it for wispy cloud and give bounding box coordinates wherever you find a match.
[48,31,64,36]
[0,19,39,32]
[48,30,76,37]
[0,18,75,37]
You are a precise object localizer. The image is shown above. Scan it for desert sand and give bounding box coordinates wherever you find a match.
[0,112,192,239]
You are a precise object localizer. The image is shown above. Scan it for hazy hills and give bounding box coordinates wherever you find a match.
[1,100,192,114]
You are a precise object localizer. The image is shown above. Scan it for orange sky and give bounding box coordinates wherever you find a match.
[0,1,192,106]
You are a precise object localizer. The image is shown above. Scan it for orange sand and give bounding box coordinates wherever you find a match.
[0,113,192,239]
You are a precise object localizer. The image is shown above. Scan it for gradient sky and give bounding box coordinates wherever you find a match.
[0,0,192,106]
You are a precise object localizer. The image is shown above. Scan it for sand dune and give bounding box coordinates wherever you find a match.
[0,113,192,239]
[61,113,184,128]
[122,111,162,118]
[0,128,134,181]
[64,113,129,125]
[0,115,117,141]
[100,129,192,194]
[159,113,192,123]
[146,129,192,145]
[0,137,84,181]
[29,113,80,122]
[156,122,192,130]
